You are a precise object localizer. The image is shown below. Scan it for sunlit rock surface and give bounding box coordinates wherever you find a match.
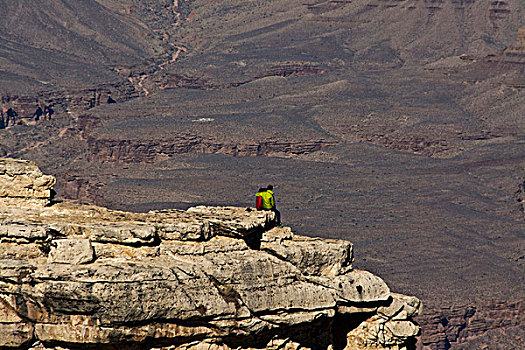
[0,158,421,349]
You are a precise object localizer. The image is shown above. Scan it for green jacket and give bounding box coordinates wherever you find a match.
[262,190,275,209]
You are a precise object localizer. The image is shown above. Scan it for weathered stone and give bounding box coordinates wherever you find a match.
[0,242,44,259]
[377,293,423,321]
[48,239,94,264]
[34,318,214,344]
[0,322,34,347]
[92,242,160,260]
[0,224,47,241]
[0,260,36,284]
[0,158,421,350]
[308,270,391,304]
[186,206,276,238]
[0,158,55,206]
[0,295,37,347]
[262,225,294,242]
[154,338,312,350]
[156,221,211,241]
[346,316,420,350]
[0,294,25,323]
[262,227,353,276]
[345,294,423,349]
[50,222,157,245]
[259,309,336,326]
[160,235,249,256]
[84,222,157,244]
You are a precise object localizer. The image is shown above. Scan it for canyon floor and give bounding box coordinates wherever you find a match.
[1,0,524,349]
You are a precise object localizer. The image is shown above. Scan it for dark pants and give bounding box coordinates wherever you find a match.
[272,208,281,225]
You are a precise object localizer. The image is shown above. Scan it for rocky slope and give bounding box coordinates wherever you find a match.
[0,0,162,92]
[0,158,422,349]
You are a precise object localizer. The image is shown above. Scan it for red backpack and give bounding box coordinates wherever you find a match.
[256,195,263,210]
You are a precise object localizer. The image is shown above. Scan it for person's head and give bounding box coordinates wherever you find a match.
[267,185,273,191]
[258,187,266,192]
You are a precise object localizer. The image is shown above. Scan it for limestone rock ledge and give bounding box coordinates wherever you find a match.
[0,159,55,207]
[0,158,422,350]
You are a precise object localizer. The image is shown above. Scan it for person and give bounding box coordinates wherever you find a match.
[255,186,281,224]
[32,106,43,120]
[44,105,54,120]
[6,108,17,126]
[265,185,281,225]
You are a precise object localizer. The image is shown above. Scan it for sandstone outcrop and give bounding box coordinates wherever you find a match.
[0,159,55,207]
[0,158,422,349]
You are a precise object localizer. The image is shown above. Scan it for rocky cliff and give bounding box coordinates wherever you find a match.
[0,158,422,350]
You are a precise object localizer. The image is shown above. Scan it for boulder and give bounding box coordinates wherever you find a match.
[47,239,94,264]
[261,226,353,276]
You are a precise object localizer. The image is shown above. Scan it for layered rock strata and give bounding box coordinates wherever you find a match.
[502,27,525,64]
[0,159,55,207]
[0,158,422,350]
[86,137,338,162]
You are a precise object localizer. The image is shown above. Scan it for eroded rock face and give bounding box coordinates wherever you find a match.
[0,158,422,349]
[0,158,55,206]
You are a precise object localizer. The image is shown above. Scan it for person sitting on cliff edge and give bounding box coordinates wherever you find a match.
[255,185,281,225]
[265,185,281,225]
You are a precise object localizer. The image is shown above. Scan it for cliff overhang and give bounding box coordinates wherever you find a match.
[0,158,422,350]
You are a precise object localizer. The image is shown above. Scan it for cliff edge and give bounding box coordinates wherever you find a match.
[0,158,421,350]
